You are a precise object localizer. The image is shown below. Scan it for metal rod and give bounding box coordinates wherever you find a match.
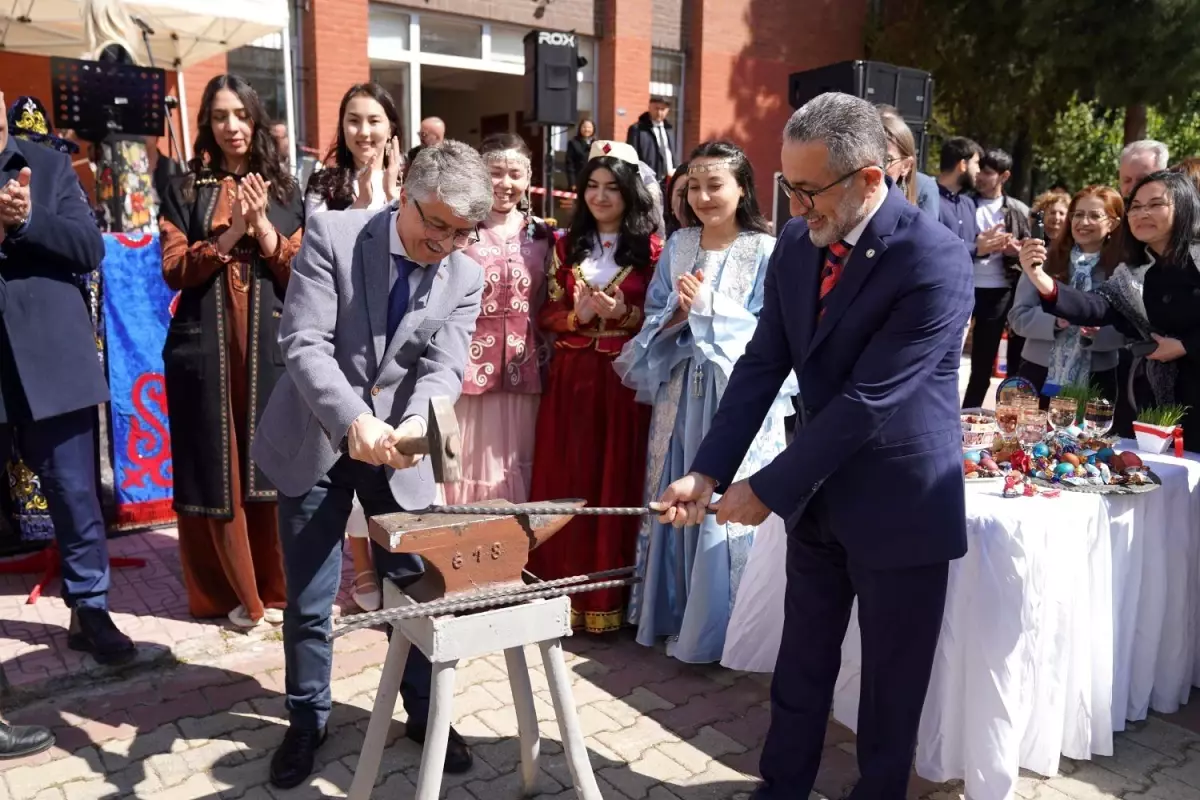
[423,504,659,516]
[329,576,639,639]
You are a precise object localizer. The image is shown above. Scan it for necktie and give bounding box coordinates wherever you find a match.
[818,240,851,320]
[656,125,673,173]
[388,254,418,341]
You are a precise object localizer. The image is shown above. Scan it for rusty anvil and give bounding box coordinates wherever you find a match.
[367,499,585,602]
[390,397,462,483]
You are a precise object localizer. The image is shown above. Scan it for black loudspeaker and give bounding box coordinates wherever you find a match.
[788,60,933,122]
[523,30,579,127]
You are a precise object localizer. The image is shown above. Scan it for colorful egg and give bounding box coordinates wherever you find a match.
[1109,453,1126,472]
[1055,462,1075,476]
[1033,443,1050,458]
[1067,425,1083,437]
[964,450,982,463]
[1098,447,1115,461]
[1123,452,1144,468]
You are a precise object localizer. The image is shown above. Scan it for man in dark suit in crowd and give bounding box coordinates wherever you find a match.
[0,91,136,757]
[656,92,973,798]
[626,96,677,181]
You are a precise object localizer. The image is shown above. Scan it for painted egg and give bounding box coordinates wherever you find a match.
[1098,447,1115,461]
[1055,462,1075,476]
[964,450,982,463]
[1032,443,1050,458]
[1109,453,1126,472]
[1123,452,1144,468]
[1075,465,1088,477]
[1067,425,1083,437]
[1061,453,1081,466]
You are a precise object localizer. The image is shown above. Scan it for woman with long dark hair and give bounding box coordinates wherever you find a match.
[615,140,794,662]
[304,82,402,218]
[1009,185,1125,404]
[527,141,661,633]
[300,82,402,612]
[663,161,691,238]
[444,133,555,505]
[160,74,303,628]
[1021,170,1200,450]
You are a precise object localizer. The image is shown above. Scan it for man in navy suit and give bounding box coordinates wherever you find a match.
[657,92,973,798]
[0,93,136,691]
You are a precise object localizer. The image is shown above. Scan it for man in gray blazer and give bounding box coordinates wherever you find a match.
[251,141,492,789]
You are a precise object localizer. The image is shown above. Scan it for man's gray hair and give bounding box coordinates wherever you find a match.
[404,140,493,224]
[783,92,888,176]
[1121,139,1170,170]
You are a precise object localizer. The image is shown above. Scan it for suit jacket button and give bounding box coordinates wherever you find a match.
[371,386,381,396]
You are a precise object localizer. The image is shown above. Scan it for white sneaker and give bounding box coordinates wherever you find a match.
[227,605,269,630]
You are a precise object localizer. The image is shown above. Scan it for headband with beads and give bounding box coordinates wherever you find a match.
[688,158,740,175]
[483,148,532,179]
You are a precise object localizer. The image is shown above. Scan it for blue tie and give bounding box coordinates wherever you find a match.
[388,254,418,341]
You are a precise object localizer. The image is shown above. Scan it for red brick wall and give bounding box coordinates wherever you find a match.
[685,0,869,220]
[302,0,370,159]
[597,0,653,143]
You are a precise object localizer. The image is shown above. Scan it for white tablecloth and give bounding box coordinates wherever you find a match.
[721,444,1200,800]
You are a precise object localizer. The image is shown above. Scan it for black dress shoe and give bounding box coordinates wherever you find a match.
[405,723,473,774]
[0,721,54,759]
[67,608,136,666]
[270,725,327,789]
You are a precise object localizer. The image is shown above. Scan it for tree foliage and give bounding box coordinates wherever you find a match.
[867,0,1200,196]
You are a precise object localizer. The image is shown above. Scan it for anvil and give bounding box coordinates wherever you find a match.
[367,499,585,602]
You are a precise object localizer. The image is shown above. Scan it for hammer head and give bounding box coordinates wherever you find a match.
[427,396,462,483]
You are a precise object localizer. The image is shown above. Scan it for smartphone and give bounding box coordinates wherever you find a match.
[1129,339,1158,358]
[1030,210,1045,242]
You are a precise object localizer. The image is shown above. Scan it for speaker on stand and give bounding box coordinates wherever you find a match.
[524,29,582,221]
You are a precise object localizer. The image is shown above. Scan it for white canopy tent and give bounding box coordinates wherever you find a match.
[0,0,296,162]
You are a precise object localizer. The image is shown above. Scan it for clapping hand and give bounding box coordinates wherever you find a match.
[677,269,705,314]
[384,137,404,202]
[593,286,628,320]
[0,167,33,231]
[976,223,1010,256]
[573,281,600,324]
[239,173,271,234]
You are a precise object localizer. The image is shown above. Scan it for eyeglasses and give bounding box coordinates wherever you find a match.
[1069,211,1113,223]
[776,165,874,211]
[1127,200,1172,216]
[413,199,480,247]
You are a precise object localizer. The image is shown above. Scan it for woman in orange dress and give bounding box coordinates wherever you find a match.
[160,74,304,629]
[527,140,661,633]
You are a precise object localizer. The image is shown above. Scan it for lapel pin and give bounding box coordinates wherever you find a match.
[865,249,876,258]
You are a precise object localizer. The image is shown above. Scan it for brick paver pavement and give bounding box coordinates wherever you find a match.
[2,528,1200,798]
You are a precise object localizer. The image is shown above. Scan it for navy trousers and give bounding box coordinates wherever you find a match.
[757,496,948,799]
[0,407,111,610]
[278,456,432,731]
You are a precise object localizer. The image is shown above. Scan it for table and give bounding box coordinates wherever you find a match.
[723,444,1200,800]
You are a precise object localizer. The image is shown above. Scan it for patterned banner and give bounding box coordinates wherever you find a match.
[101,233,175,528]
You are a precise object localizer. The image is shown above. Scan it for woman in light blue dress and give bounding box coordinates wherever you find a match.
[615,140,797,663]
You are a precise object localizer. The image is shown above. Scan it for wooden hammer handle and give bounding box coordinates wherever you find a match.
[391,436,432,455]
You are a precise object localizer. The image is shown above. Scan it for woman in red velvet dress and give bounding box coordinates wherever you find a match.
[527,141,661,633]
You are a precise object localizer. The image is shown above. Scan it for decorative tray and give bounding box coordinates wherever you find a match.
[1031,470,1162,495]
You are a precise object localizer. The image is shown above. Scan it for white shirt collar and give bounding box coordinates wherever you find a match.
[843,188,888,247]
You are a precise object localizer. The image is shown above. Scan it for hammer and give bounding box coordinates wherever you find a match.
[389,397,462,483]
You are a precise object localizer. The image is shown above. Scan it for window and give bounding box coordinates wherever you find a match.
[489,24,525,65]
[369,5,411,51]
[650,50,683,101]
[420,16,482,59]
[227,44,285,122]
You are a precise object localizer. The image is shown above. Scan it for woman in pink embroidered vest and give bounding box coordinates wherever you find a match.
[443,133,555,503]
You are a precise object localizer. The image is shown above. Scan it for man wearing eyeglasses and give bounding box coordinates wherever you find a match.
[657,92,974,799]
[251,141,491,790]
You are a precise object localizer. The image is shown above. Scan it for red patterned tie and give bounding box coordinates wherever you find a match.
[819,240,851,319]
